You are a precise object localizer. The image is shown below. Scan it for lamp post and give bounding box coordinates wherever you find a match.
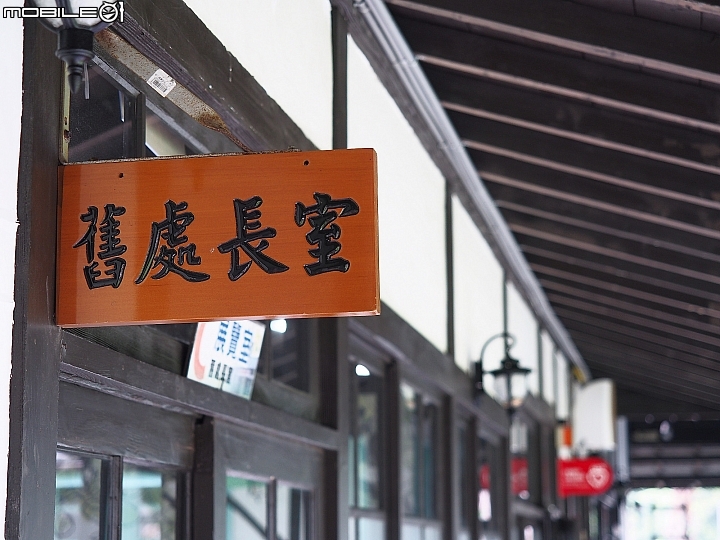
[474,274,532,414]
[30,0,125,93]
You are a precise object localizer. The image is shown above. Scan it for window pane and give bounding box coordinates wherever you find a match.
[277,484,311,540]
[358,517,385,540]
[122,464,177,540]
[424,525,442,540]
[55,451,104,540]
[348,433,356,507]
[69,63,140,162]
[145,110,189,157]
[458,425,469,529]
[401,523,422,540]
[357,371,381,509]
[400,383,419,516]
[423,401,437,519]
[270,319,309,391]
[478,438,497,535]
[226,476,268,540]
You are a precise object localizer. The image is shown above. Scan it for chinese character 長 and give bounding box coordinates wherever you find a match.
[72,204,127,289]
[135,199,210,284]
[218,197,289,280]
[295,192,359,276]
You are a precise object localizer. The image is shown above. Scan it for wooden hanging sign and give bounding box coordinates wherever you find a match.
[56,149,379,327]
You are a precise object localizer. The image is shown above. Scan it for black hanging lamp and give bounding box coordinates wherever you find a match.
[474,273,532,414]
[32,0,124,92]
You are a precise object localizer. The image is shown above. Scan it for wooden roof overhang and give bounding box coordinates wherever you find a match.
[381,0,720,411]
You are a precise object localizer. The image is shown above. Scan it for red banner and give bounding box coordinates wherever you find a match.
[557,457,613,497]
[511,458,528,495]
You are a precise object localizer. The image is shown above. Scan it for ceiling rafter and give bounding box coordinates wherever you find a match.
[540,280,720,335]
[443,101,720,175]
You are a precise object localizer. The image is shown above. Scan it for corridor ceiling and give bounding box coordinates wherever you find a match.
[385,0,720,411]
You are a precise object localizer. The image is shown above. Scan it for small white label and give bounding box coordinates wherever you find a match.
[147,68,176,97]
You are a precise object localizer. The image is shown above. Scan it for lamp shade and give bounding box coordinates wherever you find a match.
[490,354,531,410]
[30,0,124,92]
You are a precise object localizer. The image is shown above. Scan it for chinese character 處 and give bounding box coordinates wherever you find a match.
[295,192,359,276]
[218,197,289,280]
[72,204,127,289]
[135,199,210,284]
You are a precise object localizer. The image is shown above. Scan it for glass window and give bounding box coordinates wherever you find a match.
[349,356,385,540]
[357,517,385,540]
[122,464,177,540]
[400,382,440,538]
[69,63,141,162]
[256,319,310,392]
[401,384,420,517]
[401,523,422,540]
[422,400,437,520]
[277,483,311,540]
[478,438,500,539]
[226,476,269,540]
[355,366,382,509]
[55,451,104,540]
[457,424,470,533]
[511,418,530,501]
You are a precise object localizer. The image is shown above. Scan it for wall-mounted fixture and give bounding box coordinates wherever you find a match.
[30,0,124,92]
[474,273,531,414]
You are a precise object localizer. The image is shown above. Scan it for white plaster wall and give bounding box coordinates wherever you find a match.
[541,330,556,405]
[451,195,503,374]
[182,0,333,150]
[0,3,22,529]
[347,37,447,353]
[507,283,539,396]
[556,353,570,420]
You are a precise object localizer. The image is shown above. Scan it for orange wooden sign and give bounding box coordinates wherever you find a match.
[56,149,379,327]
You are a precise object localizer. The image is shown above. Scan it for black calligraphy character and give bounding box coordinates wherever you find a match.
[294,192,359,276]
[135,199,210,284]
[72,204,127,289]
[218,197,289,281]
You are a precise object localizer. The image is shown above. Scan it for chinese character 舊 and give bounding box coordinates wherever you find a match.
[72,204,127,289]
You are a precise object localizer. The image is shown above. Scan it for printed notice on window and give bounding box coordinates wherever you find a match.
[188,320,265,399]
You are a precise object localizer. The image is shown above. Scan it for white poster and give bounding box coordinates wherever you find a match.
[188,320,265,399]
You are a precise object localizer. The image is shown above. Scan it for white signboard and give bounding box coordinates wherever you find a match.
[188,320,265,399]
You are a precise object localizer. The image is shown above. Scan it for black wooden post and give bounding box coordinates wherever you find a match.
[6,18,64,540]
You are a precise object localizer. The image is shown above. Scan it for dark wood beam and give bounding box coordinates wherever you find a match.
[523,245,720,305]
[532,264,720,319]
[604,371,720,413]
[513,227,720,291]
[573,336,720,390]
[388,0,720,87]
[541,280,720,337]
[547,293,720,350]
[446,100,720,175]
[562,322,720,376]
[499,201,720,267]
[420,63,720,169]
[420,53,720,134]
[488,172,720,242]
[555,306,720,362]
[580,354,720,409]
[500,204,720,294]
[460,124,720,210]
